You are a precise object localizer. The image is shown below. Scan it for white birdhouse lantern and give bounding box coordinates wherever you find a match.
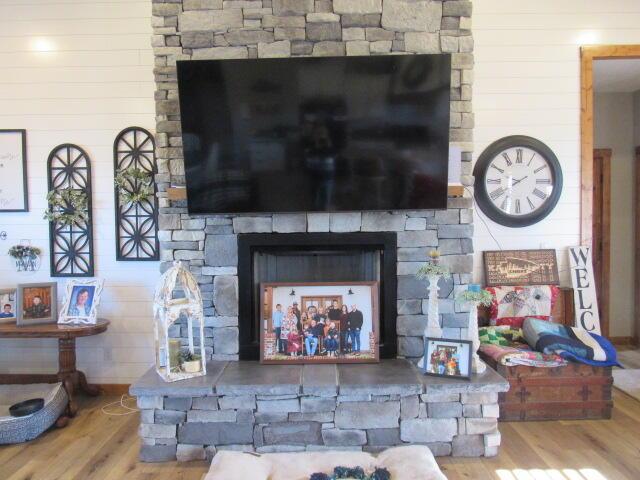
[153,261,206,382]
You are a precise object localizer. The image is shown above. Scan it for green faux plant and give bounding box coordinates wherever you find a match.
[114,167,154,205]
[179,350,201,363]
[43,188,89,227]
[456,289,493,307]
[415,249,450,279]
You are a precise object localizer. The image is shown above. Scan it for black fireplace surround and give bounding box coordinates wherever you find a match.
[237,232,398,360]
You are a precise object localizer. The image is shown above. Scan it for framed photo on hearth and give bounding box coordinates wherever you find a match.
[423,337,472,380]
[260,281,379,364]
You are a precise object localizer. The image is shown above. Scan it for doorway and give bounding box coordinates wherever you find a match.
[592,148,611,338]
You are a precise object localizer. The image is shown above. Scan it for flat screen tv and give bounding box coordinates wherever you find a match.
[176,54,451,214]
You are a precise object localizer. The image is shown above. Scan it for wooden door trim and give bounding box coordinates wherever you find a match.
[580,45,640,249]
[635,147,640,345]
[592,148,611,338]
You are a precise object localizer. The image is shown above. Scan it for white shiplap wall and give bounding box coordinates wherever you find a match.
[0,0,156,384]
[473,0,640,285]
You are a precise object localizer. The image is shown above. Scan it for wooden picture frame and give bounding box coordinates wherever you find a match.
[260,281,379,364]
[423,337,473,380]
[16,282,57,326]
[483,249,560,287]
[0,129,28,212]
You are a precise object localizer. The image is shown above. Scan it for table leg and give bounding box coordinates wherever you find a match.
[78,370,100,396]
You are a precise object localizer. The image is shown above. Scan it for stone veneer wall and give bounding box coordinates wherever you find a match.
[151,0,475,361]
[137,389,501,461]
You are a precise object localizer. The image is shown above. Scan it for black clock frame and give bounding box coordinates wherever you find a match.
[473,135,563,228]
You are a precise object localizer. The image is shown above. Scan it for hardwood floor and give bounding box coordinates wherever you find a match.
[1,392,640,480]
[618,349,640,369]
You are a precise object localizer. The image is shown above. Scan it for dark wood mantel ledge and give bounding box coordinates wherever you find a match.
[129,359,510,398]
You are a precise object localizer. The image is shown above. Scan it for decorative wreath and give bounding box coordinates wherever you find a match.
[456,289,494,307]
[43,188,89,227]
[114,167,154,205]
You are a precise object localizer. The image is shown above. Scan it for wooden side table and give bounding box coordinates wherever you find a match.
[0,319,110,417]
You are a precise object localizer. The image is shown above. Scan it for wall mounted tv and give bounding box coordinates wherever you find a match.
[176,54,451,214]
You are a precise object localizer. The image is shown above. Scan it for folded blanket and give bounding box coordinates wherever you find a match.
[522,317,621,367]
[479,326,567,367]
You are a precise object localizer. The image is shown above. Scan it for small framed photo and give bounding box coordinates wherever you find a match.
[58,279,103,325]
[0,129,28,212]
[423,337,473,380]
[0,289,17,324]
[17,282,57,326]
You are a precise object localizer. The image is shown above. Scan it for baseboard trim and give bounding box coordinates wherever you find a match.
[98,384,131,395]
[610,336,639,346]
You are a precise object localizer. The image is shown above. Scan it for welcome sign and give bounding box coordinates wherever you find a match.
[568,246,601,334]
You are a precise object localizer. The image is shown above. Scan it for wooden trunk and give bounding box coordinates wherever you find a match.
[482,355,613,421]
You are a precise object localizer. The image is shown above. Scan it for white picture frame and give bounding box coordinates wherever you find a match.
[58,279,104,325]
[0,129,28,212]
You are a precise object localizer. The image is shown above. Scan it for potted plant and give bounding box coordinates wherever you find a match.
[8,244,41,272]
[179,350,202,373]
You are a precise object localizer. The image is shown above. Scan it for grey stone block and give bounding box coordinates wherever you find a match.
[461,392,499,404]
[273,213,307,232]
[176,444,206,461]
[178,422,253,445]
[438,224,473,239]
[155,409,187,424]
[322,429,367,446]
[289,411,334,422]
[400,418,457,443]
[341,14,381,27]
[443,1,473,17]
[301,397,336,413]
[428,402,463,418]
[292,40,314,55]
[483,404,500,418]
[312,41,346,56]
[405,217,427,230]
[397,230,438,247]
[237,409,255,424]
[182,31,214,48]
[233,216,272,233]
[137,396,164,409]
[334,401,399,429]
[439,254,473,274]
[398,336,424,358]
[130,363,224,398]
[307,22,342,41]
[307,213,330,232]
[463,404,482,417]
[442,313,469,328]
[213,276,238,316]
[465,418,498,435]
[401,395,419,419]
[187,409,237,423]
[263,422,322,445]
[381,0,442,32]
[302,364,337,396]
[329,213,361,232]
[366,428,401,446]
[257,398,300,413]
[397,299,422,315]
[426,442,452,457]
[361,212,406,232]
[438,239,462,255]
[452,434,484,457]
[346,41,370,56]
[140,444,177,462]
[397,315,427,336]
[338,360,422,396]
[205,234,237,267]
[255,412,289,423]
[397,247,429,262]
[257,445,306,453]
[273,0,314,15]
[421,393,460,403]
[191,396,219,410]
[218,395,256,410]
[179,10,243,32]
[139,423,176,439]
[213,327,239,354]
[334,0,381,14]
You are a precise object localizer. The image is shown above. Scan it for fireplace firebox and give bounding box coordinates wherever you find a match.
[238,233,397,360]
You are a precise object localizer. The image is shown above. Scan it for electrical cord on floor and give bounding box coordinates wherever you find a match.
[101,394,139,416]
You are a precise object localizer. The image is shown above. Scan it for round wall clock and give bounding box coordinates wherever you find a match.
[473,135,563,228]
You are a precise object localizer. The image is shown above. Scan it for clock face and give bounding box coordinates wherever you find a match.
[474,136,563,228]
[484,146,556,217]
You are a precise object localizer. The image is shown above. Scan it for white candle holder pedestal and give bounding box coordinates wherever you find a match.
[417,275,444,369]
[465,301,486,375]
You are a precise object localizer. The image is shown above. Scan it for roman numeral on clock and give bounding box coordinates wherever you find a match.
[515,199,521,214]
[516,148,523,164]
[532,188,547,200]
[490,187,505,201]
[501,152,513,166]
[487,178,501,184]
[527,196,535,210]
[528,152,536,166]
[491,164,505,174]
[536,178,551,184]
[534,165,547,174]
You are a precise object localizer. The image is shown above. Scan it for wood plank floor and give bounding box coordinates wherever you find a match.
[1,392,639,480]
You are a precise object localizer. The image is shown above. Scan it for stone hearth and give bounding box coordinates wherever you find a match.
[131,360,509,461]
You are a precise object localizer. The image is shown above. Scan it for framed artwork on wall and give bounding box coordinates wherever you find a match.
[16,282,57,326]
[483,249,560,287]
[0,129,28,212]
[260,281,380,364]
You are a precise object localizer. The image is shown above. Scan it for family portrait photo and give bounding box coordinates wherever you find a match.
[16,282,57,326]
[260,282,379,364]
[423,338,472,380]
[59,279,103,325]
[0,289,16,323]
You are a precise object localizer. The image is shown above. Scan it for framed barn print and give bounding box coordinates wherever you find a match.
[260,281,379,364]
[483,249,559,287]
[0,129,28,212]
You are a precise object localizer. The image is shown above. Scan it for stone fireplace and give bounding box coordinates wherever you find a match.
[152,0,475,361]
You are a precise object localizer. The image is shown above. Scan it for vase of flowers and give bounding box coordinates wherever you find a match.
[8,244,41,272]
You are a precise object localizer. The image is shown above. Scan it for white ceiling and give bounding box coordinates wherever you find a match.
[593,59,640,93]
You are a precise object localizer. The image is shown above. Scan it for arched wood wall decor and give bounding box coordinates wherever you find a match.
[113,127,159,261]
[47,144,94,277]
